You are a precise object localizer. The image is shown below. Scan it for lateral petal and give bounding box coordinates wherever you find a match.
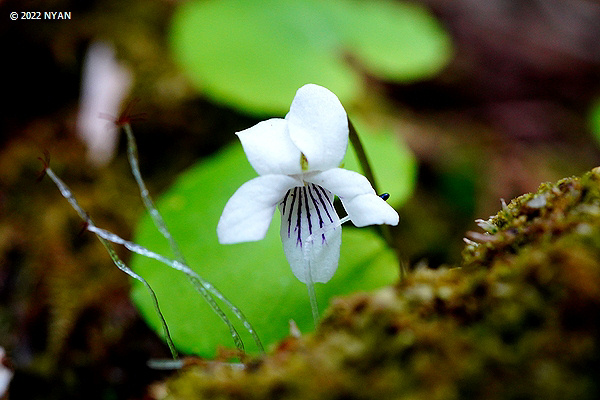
[286,84,348,171]
[217,175,301,244]
[236,118,302,176]
[341,193,399,227]
[279,184,341,284]
[308,168,399,227]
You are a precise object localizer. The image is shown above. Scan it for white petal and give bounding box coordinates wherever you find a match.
[77,41,132,167]
[279,184,341,283]
[236,118,302,176]
[0,347,13,398]
[308,168,399,227]
[285,84,348,171]
[341,193,399,227]
[218,175,301,244]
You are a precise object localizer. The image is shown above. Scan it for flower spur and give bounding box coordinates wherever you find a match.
[217,84,399,323]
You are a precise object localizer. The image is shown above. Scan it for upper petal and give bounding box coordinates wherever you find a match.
[308,168,399,227]
[217,174,301,244]
[236,118,302,176]
[285,84,348,171]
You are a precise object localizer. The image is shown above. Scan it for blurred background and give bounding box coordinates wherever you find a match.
[1,0,600,398]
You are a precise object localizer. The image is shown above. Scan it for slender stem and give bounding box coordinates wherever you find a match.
[122,124,245,353]
[123,124,185,261]
[307,282,319,328]
[348,118,398,273]
[301,236,319,327]
[122,124,264,354]
[47,175,247,354]
[45,168,178,359]
[302,214,353,328]
[304,261,319,328]
[399,257,407,282]
[348,118,379,194]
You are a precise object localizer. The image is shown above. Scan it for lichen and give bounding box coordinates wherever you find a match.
[158,168,600,400]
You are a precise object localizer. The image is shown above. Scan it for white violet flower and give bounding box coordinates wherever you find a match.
[217,84,399,286]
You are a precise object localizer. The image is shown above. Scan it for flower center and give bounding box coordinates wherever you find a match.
[300,153,309,171]
[279,183,337,247]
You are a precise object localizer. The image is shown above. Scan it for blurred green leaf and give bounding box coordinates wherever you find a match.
[591,98,600,143]
[332,0,453,82]
[170,0,452,114]
[130,139,405,356]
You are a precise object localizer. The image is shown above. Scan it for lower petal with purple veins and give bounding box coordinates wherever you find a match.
[278,184,341,284]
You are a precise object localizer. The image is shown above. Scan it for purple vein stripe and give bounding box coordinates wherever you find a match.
[308,185,324,229]
[303,187,312,236]
[295,187,303,246]
[314,184,334,223]
[287,188,297,238]
[281,190,290,216]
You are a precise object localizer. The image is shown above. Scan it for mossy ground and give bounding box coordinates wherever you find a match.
[159,168,600,400]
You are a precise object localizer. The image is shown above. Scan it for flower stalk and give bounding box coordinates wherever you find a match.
[348,119,400,279]
[348,118,379,194]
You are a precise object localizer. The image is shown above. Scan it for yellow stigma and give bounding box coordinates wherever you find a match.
[300,153,309,171]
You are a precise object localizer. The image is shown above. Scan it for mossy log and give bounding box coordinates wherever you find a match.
[158,168,600,400]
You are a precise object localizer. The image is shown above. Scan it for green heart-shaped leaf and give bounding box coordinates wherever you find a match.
[170,0,452,114]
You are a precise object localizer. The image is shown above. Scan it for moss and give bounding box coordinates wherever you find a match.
[160,168,600,400]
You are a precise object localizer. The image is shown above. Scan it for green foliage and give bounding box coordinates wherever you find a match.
[130,126,414,356]
[170,0,453,114]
